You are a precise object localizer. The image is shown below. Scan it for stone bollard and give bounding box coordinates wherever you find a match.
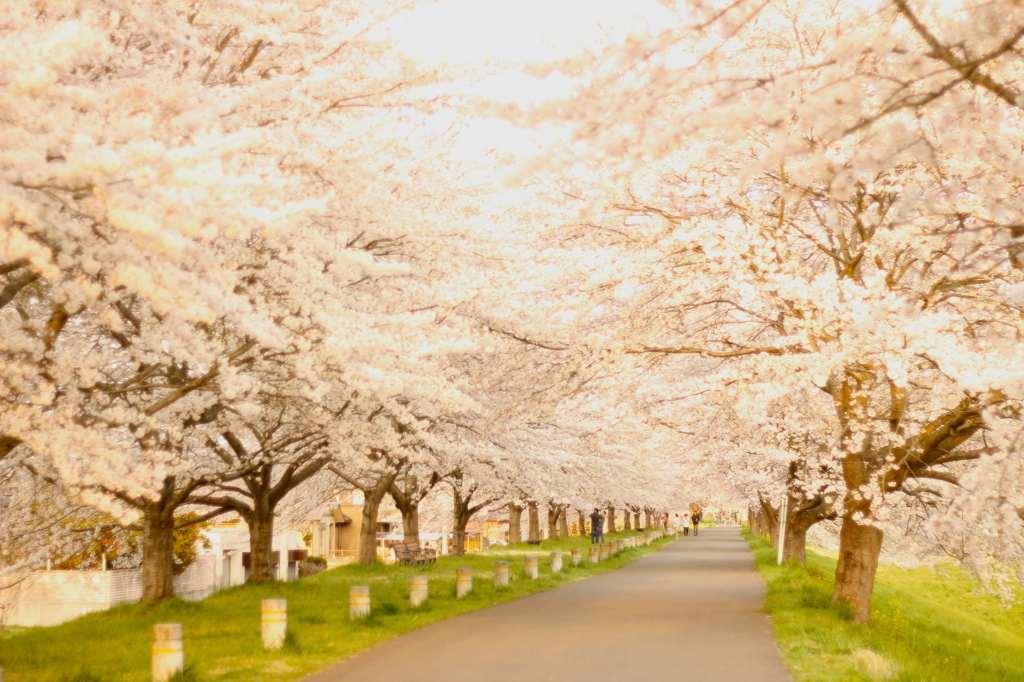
[551,551,563,573]
[494,560,509,587]
[410,575,428,607]
[571,549,582,566]
[600,544,609,561]
[589,546,599,564]
[152,623,184,682]
[350,585,370,619]
[261,599,287,650]
[456,567,472,597]
[525,555,539,579]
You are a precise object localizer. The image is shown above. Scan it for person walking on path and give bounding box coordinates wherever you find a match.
[691,510,701,536]
[589,509,605,544]
[682,513,690,536]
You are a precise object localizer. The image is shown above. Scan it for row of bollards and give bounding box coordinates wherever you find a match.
[150,532,670,680]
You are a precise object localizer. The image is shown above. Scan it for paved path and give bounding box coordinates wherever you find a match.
[305,527,792,682]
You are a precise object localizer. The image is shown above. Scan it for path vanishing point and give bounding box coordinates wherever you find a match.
[304,527,793,682]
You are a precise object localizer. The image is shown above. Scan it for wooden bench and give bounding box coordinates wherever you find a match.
[525,539,542,546]
[393,540,437,567]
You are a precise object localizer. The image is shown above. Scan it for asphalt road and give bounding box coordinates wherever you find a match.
[304,527,793,682]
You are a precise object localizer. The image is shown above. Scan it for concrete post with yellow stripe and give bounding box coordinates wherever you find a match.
[524,555,539,579]
[350,585,371,619]
[456,567,472,597]
[410,575,428,607]
[152,623,183,682]
[494,561,509,587]
[261,599,286,650]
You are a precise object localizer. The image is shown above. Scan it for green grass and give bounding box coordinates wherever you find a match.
[0,531,670,681]
[742,528,1024,682]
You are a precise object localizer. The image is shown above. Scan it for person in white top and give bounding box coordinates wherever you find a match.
[682,513,690,536]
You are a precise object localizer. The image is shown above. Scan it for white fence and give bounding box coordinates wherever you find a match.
[7,555,225,627]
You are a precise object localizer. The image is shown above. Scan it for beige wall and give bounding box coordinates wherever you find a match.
[335,504,363,551]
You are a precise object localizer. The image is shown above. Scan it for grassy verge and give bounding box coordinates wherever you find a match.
[0,531,670,681]
[742,528,1024,681]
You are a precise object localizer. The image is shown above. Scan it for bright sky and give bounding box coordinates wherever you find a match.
[391,0,670,65]
[389,0,673,161]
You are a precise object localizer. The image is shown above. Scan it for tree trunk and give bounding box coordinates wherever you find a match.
[358,476,395,565]
[527,501,540,542]
[634,511,641,529]
[759,496,780,548]
[547,501,560,540]
[246,493,275,583]
[781,495,834,565]
[833,511,883,624]
[644,508,652,529]
[140,502,176,601]
[577,509,586,536]
[623,509,632,530]
[509,502,523,543]
[558,506,569,537]
[452,505,470,557]
[781,516,809,564]
[402,503,420,544]
[388,488,420,545]
[451,486,477,557]
[606,506,617,533]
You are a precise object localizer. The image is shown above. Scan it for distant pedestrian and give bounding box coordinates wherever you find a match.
[589,509,604,544]
[682,513,690,536]
[691,511,701,536]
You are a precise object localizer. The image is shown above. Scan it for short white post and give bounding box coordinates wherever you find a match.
[152,623,183,682]
[410,575,428,607]
[524,555,538,579]
[456,567,472,597]
[571,549,582,566]
[550,551,563,573]
[600,544,609,561]
[261,598,287,650]
[350,585,370,619]
[588,546,599,564]
[494,561,509,587]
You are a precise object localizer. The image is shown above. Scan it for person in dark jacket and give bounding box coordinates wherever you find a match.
[691,511,701,536]
[589,509,605,544]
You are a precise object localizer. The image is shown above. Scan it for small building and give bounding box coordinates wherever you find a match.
[306,489,401,565]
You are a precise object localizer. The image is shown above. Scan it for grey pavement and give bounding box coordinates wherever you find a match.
[304,527,792,682]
